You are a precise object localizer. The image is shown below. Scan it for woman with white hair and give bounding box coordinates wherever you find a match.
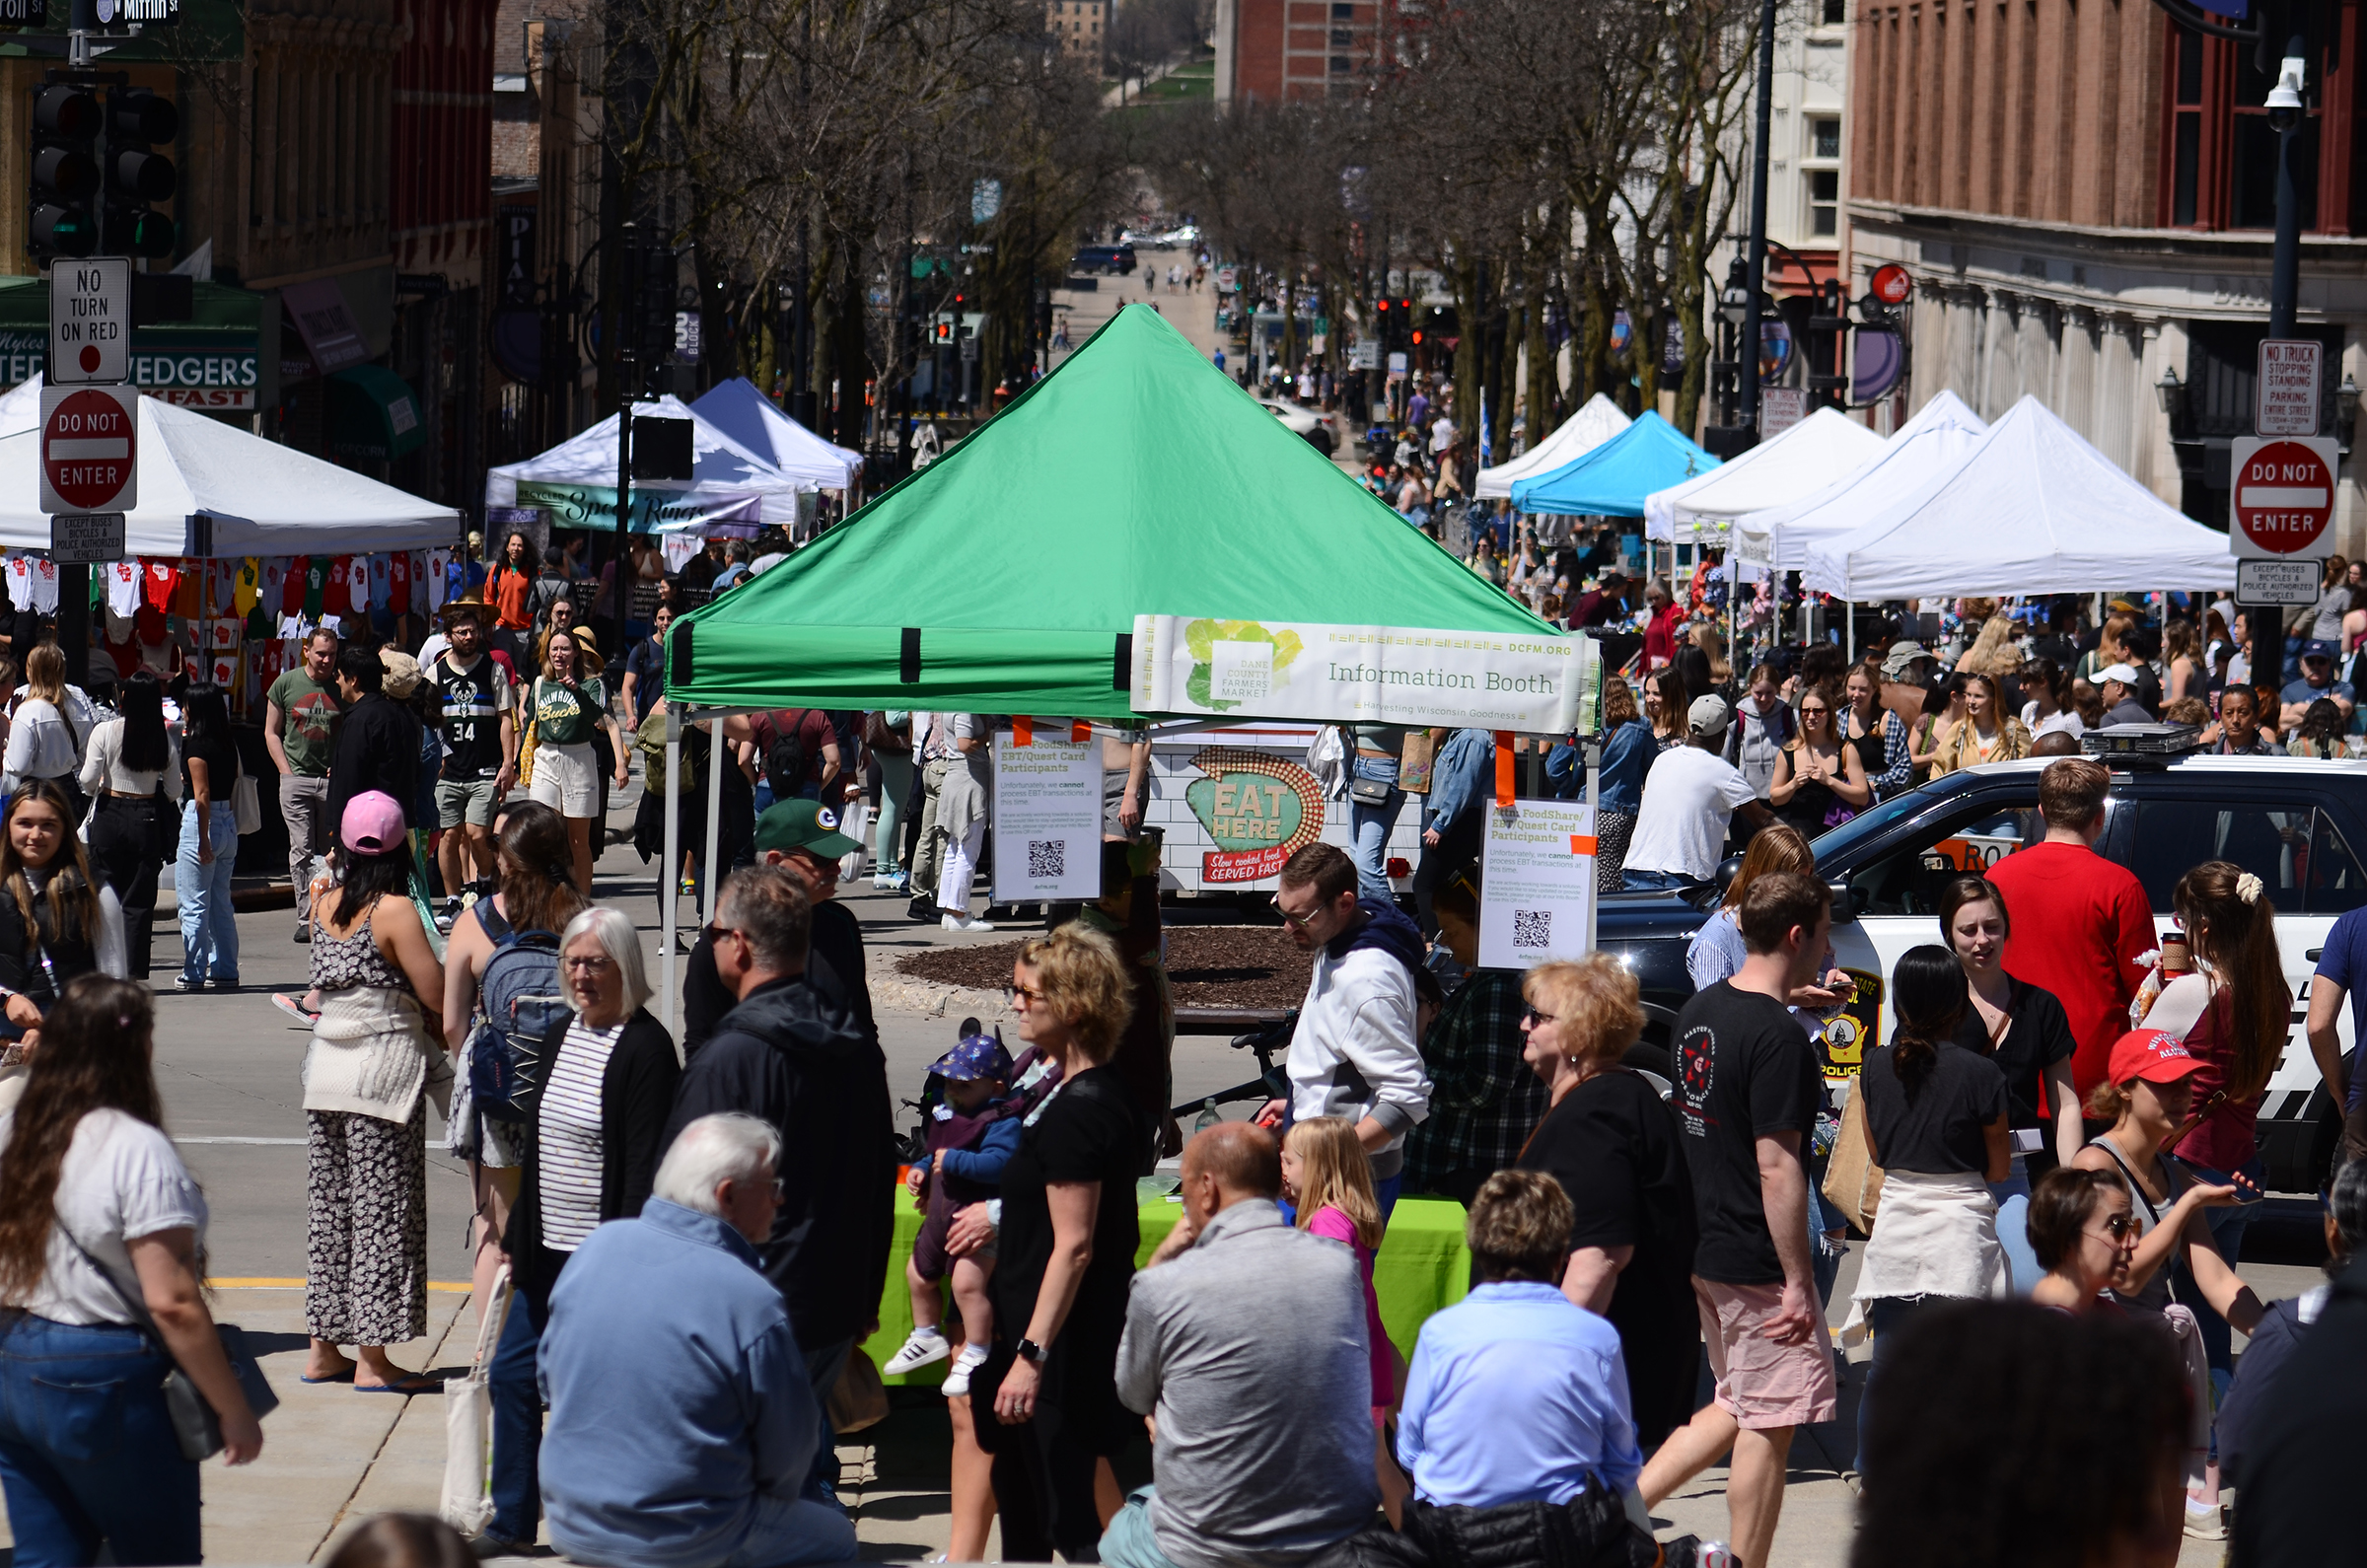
[475,904,682,1557]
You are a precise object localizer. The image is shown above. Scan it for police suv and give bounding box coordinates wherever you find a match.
[1595,731,2367,1194]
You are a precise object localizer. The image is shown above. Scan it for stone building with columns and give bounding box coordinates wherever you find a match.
[1844,0,2367,561]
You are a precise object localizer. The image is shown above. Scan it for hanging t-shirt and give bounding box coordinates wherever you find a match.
[234,558,260,615]
[367,553,393,609]
[208,616,242,653]
[142,560,178,612]
[134,604,166,646]
[107,561,141,620]
[102,597,133,643]
[323,557,353,616]
[28,558,59,613]
[1672,980,1822,1286]
[171,567,200,619]
[389,552,411,614]
[6,556,31,610]
[303,557,328,619]
[205,558,235,612]
[283,557,310,617]
[1859,1041,2009,1176]
[260,558,288,612]
[532,676,607,748]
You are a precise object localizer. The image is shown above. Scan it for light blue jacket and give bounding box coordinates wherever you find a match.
[1425,728,1497,832]
[538,1199,823,1568]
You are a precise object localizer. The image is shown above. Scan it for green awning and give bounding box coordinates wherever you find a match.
[669,304,1556,717]
[325,364,425,462]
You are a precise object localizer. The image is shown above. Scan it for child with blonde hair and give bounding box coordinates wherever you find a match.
[1282,1116,1406,1522]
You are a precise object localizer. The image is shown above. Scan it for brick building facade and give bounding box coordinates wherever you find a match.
[1213,0,1386,104]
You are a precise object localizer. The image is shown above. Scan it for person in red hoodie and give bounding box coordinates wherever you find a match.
[1642,578,1686,670]
[1985,758,2155,1099]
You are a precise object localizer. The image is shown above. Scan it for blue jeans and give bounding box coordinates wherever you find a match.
[801,1337,852,1505]
[1990,1159,2041,1297]
[1101,1488,1186,1568]
[177,800,240,984]
[487,1278,553,1543]
[716,1487,859,1568]
[1374,1170,1403,1225]
[1853,1295,1936,1475]
[1622,868,1694,892]
[2187,1158,2263,1379]
[0,1315,201,1568]
[1346,784,1403,904]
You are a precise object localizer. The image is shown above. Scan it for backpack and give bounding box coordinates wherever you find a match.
[757,709,812,799]
[468,926,568,1124]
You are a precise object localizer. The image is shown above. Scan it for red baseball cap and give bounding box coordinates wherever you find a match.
[2107,1029,2204,1087]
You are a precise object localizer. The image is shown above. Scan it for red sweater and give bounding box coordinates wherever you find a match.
[1986,840,2156,1098]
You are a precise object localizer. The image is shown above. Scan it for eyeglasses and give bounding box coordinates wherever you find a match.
[1005,983,1045,1006]
[1522,1006,1557,1027]
[563,955,615,973]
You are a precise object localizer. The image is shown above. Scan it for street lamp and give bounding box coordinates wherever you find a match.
[1719,260,1752,327]
[2267,42,2306,339]
[2154,365,2184,418]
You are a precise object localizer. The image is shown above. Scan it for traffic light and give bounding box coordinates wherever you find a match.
[633,239,676,365]
[28,83,100,263]
[101,87,177,259]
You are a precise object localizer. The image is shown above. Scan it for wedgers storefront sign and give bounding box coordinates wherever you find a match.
[0,329,259,409]
[1131,615,1595,733]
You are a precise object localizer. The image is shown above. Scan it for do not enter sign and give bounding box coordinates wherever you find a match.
[38,386,138,517]
[2229,435,2337,558]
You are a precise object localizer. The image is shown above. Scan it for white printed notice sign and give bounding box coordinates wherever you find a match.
[991,732,1105,901]
[1478,800,1599,969]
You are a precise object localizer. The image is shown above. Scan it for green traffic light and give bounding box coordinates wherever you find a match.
[32,203,96,258]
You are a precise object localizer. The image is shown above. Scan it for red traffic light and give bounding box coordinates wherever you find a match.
[34,85,99,138]
[1375,299,1389,312]
[1410,330,1423,344]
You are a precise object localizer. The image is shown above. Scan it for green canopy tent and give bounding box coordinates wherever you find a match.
[657,305,1592,1010]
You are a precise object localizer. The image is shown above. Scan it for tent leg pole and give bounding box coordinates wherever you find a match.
[704,719,726,927]
[1846,601,1855,663]
[1585,739,1602,956]
[662,714,681,1040]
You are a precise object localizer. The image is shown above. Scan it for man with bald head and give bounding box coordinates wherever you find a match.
[1101,1123,1380,1568]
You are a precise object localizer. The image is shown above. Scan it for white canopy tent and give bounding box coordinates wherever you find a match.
[0,390,461,556]
[1731,392,1988,573]
[1473,392,1631,501]
[1803,394,2239,599]
[484,393,812,527]
[0,373,41,438]
[1643,405,1887,543]
[689,378,863,490]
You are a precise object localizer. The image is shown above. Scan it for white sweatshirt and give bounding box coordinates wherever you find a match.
[1288,945,1432,1180]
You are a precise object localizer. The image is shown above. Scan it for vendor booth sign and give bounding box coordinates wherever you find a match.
[514,481,764,533]
[1132,616,1591,734]
[1478,800,1597,968]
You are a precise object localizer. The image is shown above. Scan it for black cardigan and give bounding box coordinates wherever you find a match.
[503,1006,683,1297]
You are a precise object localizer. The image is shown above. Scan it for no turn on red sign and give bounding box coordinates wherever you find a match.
[2229,435,2338,559]
[38,385,137,516]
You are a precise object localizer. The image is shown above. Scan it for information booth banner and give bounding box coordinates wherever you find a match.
[989,733,1105,900]
[1479,800,1599,968]
[1132,615,1591,734]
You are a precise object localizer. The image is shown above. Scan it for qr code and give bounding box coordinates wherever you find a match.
[1511,909,1552,950]
[1027,839,1066,880]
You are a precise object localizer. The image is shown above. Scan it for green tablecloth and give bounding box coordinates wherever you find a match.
[861,1178,1473,1387]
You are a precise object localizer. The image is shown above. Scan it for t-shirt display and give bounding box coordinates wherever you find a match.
[434,653,512,780]
[1857,1041,2008,1174]
[533,676,608,748]
[1517,1069,1699,1445]
[267,670,341,776]
[1949,976,2076,1133]
[1672,980,1821,1285]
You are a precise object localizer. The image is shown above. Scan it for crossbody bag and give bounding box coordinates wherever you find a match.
[66,1228,278,1461]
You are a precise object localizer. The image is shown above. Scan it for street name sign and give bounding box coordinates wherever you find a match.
[39,385,137,516]
[49,257,129,386]
[49,514,124,564]
[2256,339,2323,437]
[2228,435,2336,559]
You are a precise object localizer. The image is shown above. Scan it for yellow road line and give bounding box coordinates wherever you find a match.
[209,1277,475,1293]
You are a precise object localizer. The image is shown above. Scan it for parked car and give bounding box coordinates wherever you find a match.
[1255,396,1339,455]
[1070,244,1138,275]
[1592,743,2367,1194]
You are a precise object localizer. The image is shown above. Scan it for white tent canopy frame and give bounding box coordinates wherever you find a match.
[1643,406,1888,545]
[485,393,815,528]
[1802,393,2241,600]
[689,378,864,491]
[0,387,462,557]
[1731,392,1988,574]
[1473,393,1632,501]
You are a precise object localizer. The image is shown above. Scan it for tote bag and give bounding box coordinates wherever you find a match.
[440,1265,514,1534]
[1820,1085,1887,1235]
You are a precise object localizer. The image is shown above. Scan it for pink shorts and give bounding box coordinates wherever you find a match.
[1693,1277,1839,1431]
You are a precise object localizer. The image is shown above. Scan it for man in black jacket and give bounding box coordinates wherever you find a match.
[680,798,874,1058]
[664,862,895,1498]
[326,643,420,846]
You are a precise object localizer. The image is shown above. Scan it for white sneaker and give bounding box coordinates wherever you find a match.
[882,1327,950,1376]
[941,1343,990,1396]
[942,912,995,932]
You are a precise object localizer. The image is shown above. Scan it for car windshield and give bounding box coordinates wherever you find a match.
[1803,790,1940,863]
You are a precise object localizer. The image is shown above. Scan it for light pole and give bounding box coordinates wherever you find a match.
[1736,0,1779,445]
[2266,41,2306,338]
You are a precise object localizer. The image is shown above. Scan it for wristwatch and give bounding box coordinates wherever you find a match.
[1014,1338,1047,1365]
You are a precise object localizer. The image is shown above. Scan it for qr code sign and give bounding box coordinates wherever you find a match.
[1027,839,1066,881]
[1511,909,1552,950]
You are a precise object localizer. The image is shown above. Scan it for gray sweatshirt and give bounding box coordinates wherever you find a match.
[1115,1200,1380,1568]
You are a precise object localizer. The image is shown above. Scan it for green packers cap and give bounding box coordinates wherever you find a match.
[754,797,862,857]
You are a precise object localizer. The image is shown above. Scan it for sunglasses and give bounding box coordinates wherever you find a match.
[1522,1006,1557,1027]
[1005,983,1045,1005]
[2090,1214,2136,1241]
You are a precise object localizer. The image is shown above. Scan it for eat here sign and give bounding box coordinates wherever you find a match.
[2228,435,2336,559]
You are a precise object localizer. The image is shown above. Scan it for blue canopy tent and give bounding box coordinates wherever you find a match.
[1510,410,1720,517]
[688,377,864,490]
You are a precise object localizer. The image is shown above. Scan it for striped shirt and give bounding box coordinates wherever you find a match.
[538,1018,627,1250]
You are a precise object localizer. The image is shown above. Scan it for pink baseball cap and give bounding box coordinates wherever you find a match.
[340,791,407,855]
